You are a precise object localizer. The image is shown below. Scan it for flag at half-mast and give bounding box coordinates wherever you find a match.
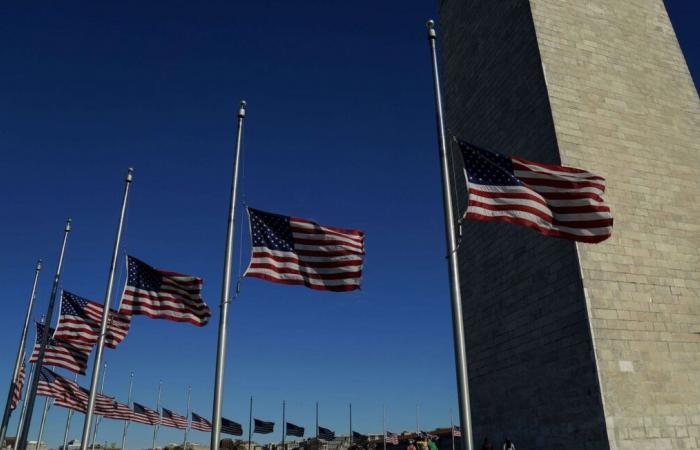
[119,255,211,326]
[36,366,113,414]
[221,417,243,436]
[244,208,365,292]
[253,418,274,434]
[286,422,304,437]
[30,322,92,375]
[161,407,188,429]
[10,362,26,410]
[132,402,160,425]
[54,290,131,348]
[459,140,613,243]
[318,426,335,441]
[191,412,213,432]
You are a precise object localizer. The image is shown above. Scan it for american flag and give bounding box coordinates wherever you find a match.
[101,400,133,421]
[119,255,211,327]
[452,427,461,437]
[385,432,399,445]
[36,367,113,414]
[286,422,304,437]
[10,363,26,410]
[245,208,365,292]
[191,412,212,432]
[222,417,243,436]
[317,426,335,441]
[254,418,274,434]
[459,141,613,243]
[30,322,92,375]
[55,290,131,349]
[132,402,160,425]
[161,407,188,429]
[352,431,368,443]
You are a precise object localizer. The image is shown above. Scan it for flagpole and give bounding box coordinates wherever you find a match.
[79,168,133,450]
[120,372,134,450]
[182,386,191,450]
[60,373,79,450]
[382,404,386,450]
[152,381,162,450]
[13,363,35,450]
[211,100,247,450]
[426,19,473,450]
[90,362,108,450]
[34,397,51,450]
[415,403,419,436]
[0,260,42,446]
[450,410,455,450]
[348,403,352,445]
[17,219,71,450]
[315,402,318,448]
[247,396,253,450]
[281,400,286,450]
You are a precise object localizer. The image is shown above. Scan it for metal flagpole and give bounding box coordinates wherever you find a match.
[17,219,71,450]
[182,386,191,450]
[152,381,162,450]
[426,19,473,450]
[247,396,252,450]
[0,260,42,446]
[348,403,352,445]
[13,363,35,450]
[60,374,79,450]
[315,402,318,446]
[281,401,285,450]
[450,410,455,450]
[211,100,247,450]
[79,168,133,450]
[34,397,51,450]
[382,404,386,450]
[415,403,419,436]
[90,362,108,450]
[120,372,134,450]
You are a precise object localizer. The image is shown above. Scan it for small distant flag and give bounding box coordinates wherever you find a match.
[221,417,243,436]
[254,418,274,434]
[36,367,113,414]
[55,290,131,348]
[191,412,213,432]
[459,141,613,243]
[317,426,335,441]
[119,255,211,326]
[101,400,133,421]
[286,422,304,437]
[10,363,26,410]
[352,432,368,443]
[161,408,188,429]
[385,432,399,445]
[452,427,461,437]
[245,208,365,292]
[30,322,91,375]
[132,402,160,425]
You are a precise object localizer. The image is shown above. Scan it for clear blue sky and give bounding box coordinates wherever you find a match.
[0,2,697,449]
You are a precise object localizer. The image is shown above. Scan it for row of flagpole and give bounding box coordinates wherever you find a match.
[2,19,475,450]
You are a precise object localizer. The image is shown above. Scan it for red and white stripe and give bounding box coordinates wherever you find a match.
[161,408,188,429]
[30,326,92,375]
[119,256,211,327]
[100,400,134,421]
[246,214,365,292]
[191,413,212,432]
[131,403,161,426]
[55,294,131,349]
[385,432,399,445]
[465,156,613,243]
[10,364,26,410]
